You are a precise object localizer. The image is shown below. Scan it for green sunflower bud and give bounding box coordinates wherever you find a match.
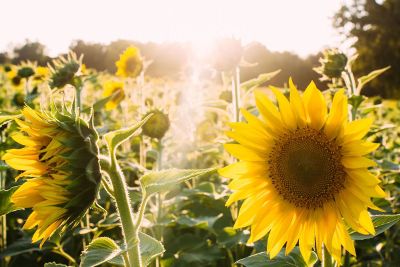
[315,49,348,79]
[12,92,25,107]
[142,110,170,139]
[49,53,81,89]
[2,106,101,246]
[17,67,35,79]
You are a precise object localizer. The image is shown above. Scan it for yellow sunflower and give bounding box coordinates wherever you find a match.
[2,106,101,246]
[219,79,385,263]
[102,80,125,110]
[115,46,143,78]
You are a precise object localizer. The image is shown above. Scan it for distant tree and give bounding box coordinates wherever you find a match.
[334,0,400,98]
[70,40,108,70]
[241,42,325,90]
[0,52,9,64]
[12,40,50,65]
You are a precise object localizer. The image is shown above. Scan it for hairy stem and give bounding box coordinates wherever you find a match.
[108,152,140,267]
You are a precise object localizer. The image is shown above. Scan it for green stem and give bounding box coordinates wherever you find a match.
[109,152,140,267]
[54,246,76,266]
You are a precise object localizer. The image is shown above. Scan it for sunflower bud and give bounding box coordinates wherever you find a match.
[115,46,143,78]
[2,106,101,246]
[17,67,35,79]
[315,49,348,79]
[142,110,170,139]
[49,53,81,89]
[12,92,25,107]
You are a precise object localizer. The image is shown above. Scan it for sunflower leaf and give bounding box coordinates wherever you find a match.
[236,247,318,267]
[0,186,22,216]
[357,66,390,94]
[138,232,165,266]
[241,70,281,91]
[350,214,400,240]
[140,168,216,196]
[80,237,124,267]
[104,113,153,154]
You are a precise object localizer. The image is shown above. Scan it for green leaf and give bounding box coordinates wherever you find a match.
[140,168,216,196]
[0,238,40,258]
[44,263,70,267]
[139,232,165,266]
[104,113,153,153]
[0,113,21,126]
[357,66,390,94]
[80,237,124,267]
[350,214,400,240]
[241,70,281,91]
[0,186,22,216]
[236,247,318,267]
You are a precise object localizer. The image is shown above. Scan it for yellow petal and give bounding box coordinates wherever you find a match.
[224,144,265,161]
[303,81,327,130]
[324,89,348,140]
[341,156,377,169]
[218,161,267,179]
[341,118,373,144]
[342,141,380,156]
[254,90,284,135]
[270,86,297,130]
[289,78,307,127]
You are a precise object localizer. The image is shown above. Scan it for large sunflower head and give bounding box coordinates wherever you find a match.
[102,80,125,110]
[2,106,102,246]
[219,79,385,263]
[115,46,143,78]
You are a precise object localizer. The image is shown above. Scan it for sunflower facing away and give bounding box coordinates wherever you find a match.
[115,46,143,78]
[102,80,125,110]
[2,106,102,246]
[219,79,385,263]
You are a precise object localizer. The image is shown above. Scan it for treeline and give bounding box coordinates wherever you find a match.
[0,39,326,90]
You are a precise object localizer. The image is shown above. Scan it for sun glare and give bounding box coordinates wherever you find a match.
[0,0,343,57]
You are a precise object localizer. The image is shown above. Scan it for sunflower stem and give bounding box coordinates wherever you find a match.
[108,151,140,267]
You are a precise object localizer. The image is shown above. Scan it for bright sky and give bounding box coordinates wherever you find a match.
[0,0,346,57]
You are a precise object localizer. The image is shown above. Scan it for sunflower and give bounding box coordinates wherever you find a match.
[2,106,101,247]
[219,79,385,263]
[115,46,143,78]
[102,80,125,110]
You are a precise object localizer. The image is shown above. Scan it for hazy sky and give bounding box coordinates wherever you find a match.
[0,0,346,57]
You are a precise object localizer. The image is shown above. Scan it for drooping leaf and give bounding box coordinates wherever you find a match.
[139,232,165,266]
[0,238,40,258]
[236,247,318,267]
[80,237,124,267]
[350,214,400,240]
[104,113,153,153]
[140,168,216,196]
[241,70,281,91]
[357,66,390,94]
[0,186,22,216]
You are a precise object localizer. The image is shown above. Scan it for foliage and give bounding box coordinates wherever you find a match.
[334,0,400,98]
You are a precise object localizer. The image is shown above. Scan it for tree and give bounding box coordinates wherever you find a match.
[334,0,400,98]
[12,40,50,65]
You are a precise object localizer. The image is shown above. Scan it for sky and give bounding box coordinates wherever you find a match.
[0,0,346,57]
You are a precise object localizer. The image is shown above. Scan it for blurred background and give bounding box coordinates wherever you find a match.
[0,0,398,98]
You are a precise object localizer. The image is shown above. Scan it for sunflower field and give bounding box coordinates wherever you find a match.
[0,44,399,267]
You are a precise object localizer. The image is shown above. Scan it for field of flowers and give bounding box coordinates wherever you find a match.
[0,47,399,267]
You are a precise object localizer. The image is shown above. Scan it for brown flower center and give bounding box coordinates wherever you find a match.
[268,127,345,209]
